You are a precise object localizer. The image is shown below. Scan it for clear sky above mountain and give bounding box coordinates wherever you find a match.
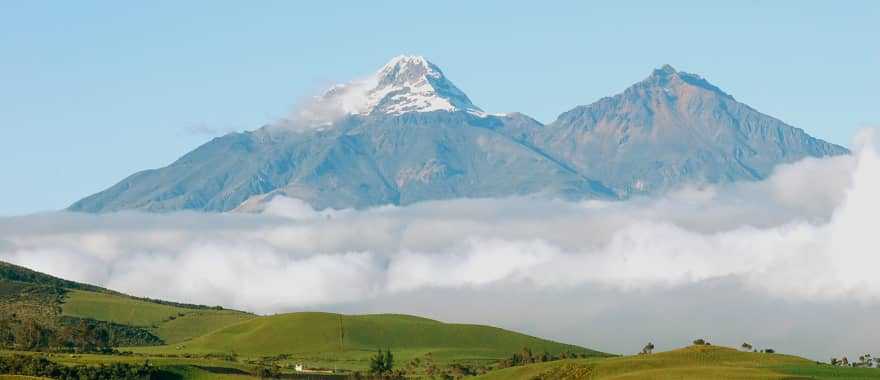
[1,1,877,215]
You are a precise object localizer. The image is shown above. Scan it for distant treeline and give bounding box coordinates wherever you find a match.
[0,354,156,380]
[499,347,594,369]
[122,295,226,311]
[1,316,161,352]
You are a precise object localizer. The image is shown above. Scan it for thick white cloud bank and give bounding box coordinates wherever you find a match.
[1,129,879,359]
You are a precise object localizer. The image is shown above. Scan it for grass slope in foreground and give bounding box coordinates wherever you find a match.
[475,344,880,380]
[128,312,605,369]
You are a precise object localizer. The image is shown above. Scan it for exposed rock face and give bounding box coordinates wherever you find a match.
[532,65,848,196]
[69,59,847,213]
[70,111,613,212]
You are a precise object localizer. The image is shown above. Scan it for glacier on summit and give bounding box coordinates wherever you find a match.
[291,55,484,127]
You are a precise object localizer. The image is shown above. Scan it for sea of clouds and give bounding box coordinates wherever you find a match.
[1,129,878,360]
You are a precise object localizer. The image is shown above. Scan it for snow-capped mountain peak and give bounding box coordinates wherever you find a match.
[376,55,439,86]
[320,55,484,117]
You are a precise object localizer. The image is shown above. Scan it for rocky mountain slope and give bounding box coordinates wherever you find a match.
[69,57,847,212]
[529,65,848,196]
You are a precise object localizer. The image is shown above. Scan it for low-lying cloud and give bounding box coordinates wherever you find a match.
[1,130,878,359]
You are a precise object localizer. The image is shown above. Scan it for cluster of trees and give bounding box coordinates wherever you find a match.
[365,349,404,378]
[0,317,115,352]
[126,295,222,311]
[55,320,112,352]
[0,354,156,380]
[256,364,281,379]
[404,352,483,379]
[352,351,488,380]
[740,342,774,353]
[349,371,405,380]
[369,349,394,374]
[830,353,880,368]
[0,318,53,350]
[498,347,592,369]
[441,363,479,378]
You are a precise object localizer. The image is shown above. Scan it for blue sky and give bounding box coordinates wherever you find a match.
[1,1,877,215]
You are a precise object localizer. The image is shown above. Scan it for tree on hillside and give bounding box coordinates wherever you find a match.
[370,349,394,375]
[257,365,279,379]
[69,319,110,352]
[520,347,534,363]
[422,352,440,378]
[13,320,39,350]
[447,363,477,377]
[0,318,13,347]
[384,349,394,373]
[741,342,753,351]
[369,349,385,374]
[542,351,553,362]
[692,338,708,346]
[857,354,873,367]
[640,342,654,355]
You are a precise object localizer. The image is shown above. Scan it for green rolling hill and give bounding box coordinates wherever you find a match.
[60,289,254,344]
[474,344,880,380]
[0,259,606,375]
[128,311,604,368]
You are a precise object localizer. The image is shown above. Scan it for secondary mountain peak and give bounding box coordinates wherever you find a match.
[651,63,679,77]
[545,65,848,196]
[318,55,483,117]
[640,64,730,97]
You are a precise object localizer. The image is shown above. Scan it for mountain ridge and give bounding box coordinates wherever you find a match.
[69,57,848,213]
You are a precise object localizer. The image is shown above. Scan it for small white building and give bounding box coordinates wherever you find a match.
[294,364,304,372]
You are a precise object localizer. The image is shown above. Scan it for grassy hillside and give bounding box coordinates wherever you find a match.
[129,312,605,369]
[0,260,226,311]
[474,345,880,380]
[60,289,254,343]
[62,290,189,327]
[1,259,254,347]
[153,309,255,344]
